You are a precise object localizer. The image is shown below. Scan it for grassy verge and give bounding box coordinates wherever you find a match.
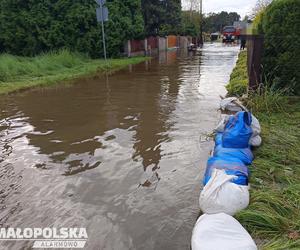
[226,50,248,96]
[227,52,300,249]
[237,98,300,249]
[0,50,149,95]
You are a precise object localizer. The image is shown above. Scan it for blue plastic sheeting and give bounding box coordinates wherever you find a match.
[222,111,253,148]
[203,157,249,186]
[215,132,223,146]
[214,144,254,165]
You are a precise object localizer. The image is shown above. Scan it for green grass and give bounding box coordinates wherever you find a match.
[227,51,300,249]
[226,50,248,96]
[245,88,290,114]
[236,99,300,249]
[0,50,149,94]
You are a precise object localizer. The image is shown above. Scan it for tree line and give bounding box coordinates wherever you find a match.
[0,0,239,58]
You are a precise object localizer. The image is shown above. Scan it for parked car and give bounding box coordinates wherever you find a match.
[222,26,237,43]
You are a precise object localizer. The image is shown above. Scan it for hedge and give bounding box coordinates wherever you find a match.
[258,0,300,94]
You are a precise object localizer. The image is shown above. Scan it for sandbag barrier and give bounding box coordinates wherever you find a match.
[192,99,261,250]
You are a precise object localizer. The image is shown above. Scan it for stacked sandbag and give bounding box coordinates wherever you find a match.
[203,156,249,186]
[191,110,262,250]
[191,213,257,250]
[222,111,253,148]
[200,169,249,216]
[215,113,262,147]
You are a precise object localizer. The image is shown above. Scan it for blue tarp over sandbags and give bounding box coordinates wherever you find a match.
[222,111,253,148]
[214,144,254,165]
[203,157,249,186]
[214,132,254,165]
[215,132,223,146]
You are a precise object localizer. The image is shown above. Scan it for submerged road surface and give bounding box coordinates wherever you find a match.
[0,43,239,249]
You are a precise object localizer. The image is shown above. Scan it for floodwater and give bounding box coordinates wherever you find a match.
[0,43,239,250]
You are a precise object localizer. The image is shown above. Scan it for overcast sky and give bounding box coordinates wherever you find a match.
[183,0,257,18]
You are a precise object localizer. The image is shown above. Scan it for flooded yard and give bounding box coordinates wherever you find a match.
[0,43,239,249]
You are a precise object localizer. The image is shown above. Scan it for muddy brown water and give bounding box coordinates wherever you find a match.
[0,43,239,250]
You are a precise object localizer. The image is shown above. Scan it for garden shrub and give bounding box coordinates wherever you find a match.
[259,0,300,94]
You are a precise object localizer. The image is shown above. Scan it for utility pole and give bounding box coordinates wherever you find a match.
[199,0,203,46]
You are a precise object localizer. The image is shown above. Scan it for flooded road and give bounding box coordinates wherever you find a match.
[0,43,239,249]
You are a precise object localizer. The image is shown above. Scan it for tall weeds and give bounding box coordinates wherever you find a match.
[245,86,289,113]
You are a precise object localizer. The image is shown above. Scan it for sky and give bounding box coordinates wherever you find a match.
[183,0,257,18]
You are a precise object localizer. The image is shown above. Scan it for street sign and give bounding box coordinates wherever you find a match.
[95,1,108,61]
[96,0,106,6]
[96,6,108,22]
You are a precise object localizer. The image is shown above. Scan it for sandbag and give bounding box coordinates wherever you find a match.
[222,111,253,148]
[220,97,243,112]
[215,114,260,135]
[203,157,249,186]
[214,115,232,133]
[214,144,254,165]
[215,115,261,147]
[249,115,262,147]
[191,213,257,250]
[249,135,262,147]
[215,132,223,146]
[251,115,261,136]
[199,169,249,216]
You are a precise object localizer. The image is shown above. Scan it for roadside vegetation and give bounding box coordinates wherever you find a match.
[237,98,300,249]
[0,50,148,95]
[226,40,300,250]
[226,2,300,246]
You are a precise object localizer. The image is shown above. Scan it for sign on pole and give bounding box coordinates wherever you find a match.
[96,7,108,22]
[96,0,105,5]
[95,0,108,61]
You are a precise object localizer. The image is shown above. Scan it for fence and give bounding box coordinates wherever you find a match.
[130,40,145,53]
[125,35,196,57]
[246,35,264,90]
[167,35,177,48]
[147,36,158,49]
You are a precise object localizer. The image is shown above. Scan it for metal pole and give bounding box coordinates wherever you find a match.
[199,0,203,45]
[100,3,107,61]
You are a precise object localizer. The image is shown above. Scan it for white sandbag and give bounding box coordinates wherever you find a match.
[191,213,257,250]
[251,115,261,136]
[249,135,262,147]
[199,169,249,216]
[214,115,231,132]
[249,115,262,146]
[220,97,243,112]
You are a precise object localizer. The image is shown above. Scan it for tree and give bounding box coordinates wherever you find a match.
[181,10,201,37]
[141,0,181,36]
[202,11,240,33]
[251,0,273,18]
[0,0,145,58]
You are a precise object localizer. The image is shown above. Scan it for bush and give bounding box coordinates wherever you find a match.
[259,0,300,95]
